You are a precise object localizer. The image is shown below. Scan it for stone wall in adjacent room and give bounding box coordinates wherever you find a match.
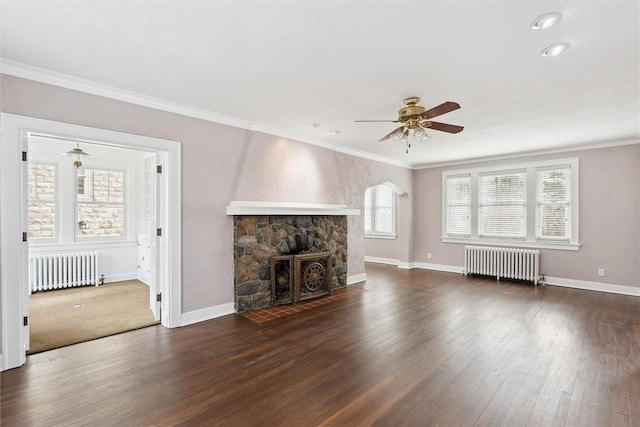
[233,215,348,312]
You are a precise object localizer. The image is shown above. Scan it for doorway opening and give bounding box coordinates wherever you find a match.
[26,135,161,353]
[1,114,182,370]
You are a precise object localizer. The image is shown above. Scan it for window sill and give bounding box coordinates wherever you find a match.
[441,237,581,251]
[365,233,397,240]
[29,240,137,252]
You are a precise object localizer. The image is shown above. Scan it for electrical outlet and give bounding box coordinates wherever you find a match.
[427,252,432,260]
[598,269,605,277]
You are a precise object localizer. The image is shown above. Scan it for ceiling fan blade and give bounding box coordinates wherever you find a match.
[379,126,404,141]
[355,120,400,123]
[421,101,461,119]
[428,121,464,134]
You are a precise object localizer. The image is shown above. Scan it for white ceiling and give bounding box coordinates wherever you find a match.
[1,1,638,168]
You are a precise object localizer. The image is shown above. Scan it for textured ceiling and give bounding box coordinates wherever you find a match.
[1,1,638,168]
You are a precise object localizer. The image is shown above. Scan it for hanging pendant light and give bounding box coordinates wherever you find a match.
[64,143,90,168]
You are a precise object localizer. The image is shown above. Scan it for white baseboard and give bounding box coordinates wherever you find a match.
[397,262,414,270]
[364,256,398,265]
[180,302,235,327]
[364,258,464,274]
[348,273,367,285]
[0,353,4,372]
[545,276,640,297]
[105,272,138,283]
[364,257,416,270]
[363,260,639,297]
[412,265,638,296]
[413,262,465,274]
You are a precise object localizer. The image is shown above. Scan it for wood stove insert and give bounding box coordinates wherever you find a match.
[271,251,331,305]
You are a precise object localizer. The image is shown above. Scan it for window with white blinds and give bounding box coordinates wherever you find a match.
[364,184,396,237]
[478,171,526,238]
[445,175,471,236]
[536,166,570,241]
[442,158,579,250]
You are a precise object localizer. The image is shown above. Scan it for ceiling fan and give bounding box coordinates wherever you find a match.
[356,97,463,152]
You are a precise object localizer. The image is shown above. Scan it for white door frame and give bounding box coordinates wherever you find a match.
[0,114,182,371]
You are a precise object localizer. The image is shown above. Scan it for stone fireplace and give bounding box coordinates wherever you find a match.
[228,201,359,313]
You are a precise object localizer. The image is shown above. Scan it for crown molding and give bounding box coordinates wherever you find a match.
[0,59,413,170]
[414,138,640,170]
[0,59,254,130]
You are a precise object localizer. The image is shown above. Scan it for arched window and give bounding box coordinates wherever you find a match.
[364,184,396,238]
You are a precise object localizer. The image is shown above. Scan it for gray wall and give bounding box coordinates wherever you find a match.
[0,74,411,315]
[413,144,640,287]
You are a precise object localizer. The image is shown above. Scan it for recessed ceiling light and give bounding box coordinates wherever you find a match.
[541,43,569,57]
[531,12,562,30]
[329,130,341,135]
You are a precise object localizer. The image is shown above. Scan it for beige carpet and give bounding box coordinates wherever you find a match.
[28,280,158,354]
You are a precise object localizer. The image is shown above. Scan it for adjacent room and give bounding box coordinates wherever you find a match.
[0,1,638,426]
[27,137,160,353]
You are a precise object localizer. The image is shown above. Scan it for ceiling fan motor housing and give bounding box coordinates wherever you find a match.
[398,97,426,122]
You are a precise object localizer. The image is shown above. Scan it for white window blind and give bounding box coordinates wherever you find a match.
[478,171,526,238]
[364,184,396,236]
[441,158,579,250]
[364,187,372,233]
[536,166,570,240]
[374,185,394,234]
[445,175,471,236]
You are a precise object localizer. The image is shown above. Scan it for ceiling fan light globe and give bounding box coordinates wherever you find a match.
[413,128,425,138]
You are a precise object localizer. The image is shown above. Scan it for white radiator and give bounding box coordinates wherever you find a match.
[464,246,541,285]
[29,251,99,293]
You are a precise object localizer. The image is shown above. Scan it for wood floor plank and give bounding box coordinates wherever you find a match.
[2,263,639,426]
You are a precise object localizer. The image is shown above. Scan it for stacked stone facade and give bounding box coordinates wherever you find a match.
[233,215,348,312]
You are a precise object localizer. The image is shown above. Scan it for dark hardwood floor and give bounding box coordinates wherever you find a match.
[2,263,639,426]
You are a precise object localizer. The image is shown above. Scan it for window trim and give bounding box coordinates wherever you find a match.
[364,184,397,239]
[442,158,580,251]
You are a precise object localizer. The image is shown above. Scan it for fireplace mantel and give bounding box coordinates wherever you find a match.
[226,201,360,216]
